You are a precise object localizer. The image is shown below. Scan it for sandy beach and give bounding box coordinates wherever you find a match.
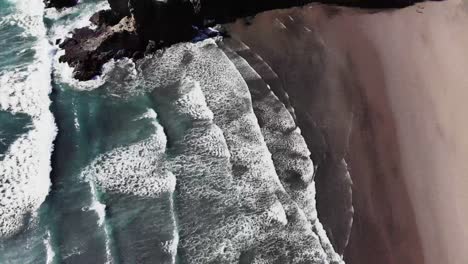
[228,1,468,263]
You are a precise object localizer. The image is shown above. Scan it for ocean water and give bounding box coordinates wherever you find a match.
[0,0,343,263]
[0,111,31,155]
[0,0,56,263]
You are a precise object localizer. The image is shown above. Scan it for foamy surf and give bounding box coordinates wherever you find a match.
[133,39,336,263]
[83,110,175,197]
[81,108,179,263]
[222,39,343,263]
[88,179,114,264]
[0,0,350,262]
[223,38,298,121]
[44,231,55,264]
[150,76,246,263]
[53,37,344,263]
[0,0,56,238]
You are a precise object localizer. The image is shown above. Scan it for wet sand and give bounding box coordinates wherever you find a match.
[228,1,468,263]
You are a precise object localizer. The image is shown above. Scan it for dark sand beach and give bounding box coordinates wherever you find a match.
[228,1,468,263]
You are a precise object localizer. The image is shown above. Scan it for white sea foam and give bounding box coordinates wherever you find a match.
[2,0,47,38]
[99,58,140,96]
[82,110,175,198]
[82,108,176,262]
[44,231,55,264]
[52,32,344,262]
[52,48,108,91]
[87,179,114,264]
[41,11,345,260]
[136,108,158,120]
[73,107,80,130]
[88,180,106,227]
[80,111,169,264]
[226,38,298,120]
[134,39,335,263]
[167,193,179,264]
[225,42,343,263]
[150,76,252,263]
[45,0,109,37]
[0,1,57,238]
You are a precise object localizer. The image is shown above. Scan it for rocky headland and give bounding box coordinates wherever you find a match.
[46,0,433,80]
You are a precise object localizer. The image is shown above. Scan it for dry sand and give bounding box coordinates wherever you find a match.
[228,1,468,263]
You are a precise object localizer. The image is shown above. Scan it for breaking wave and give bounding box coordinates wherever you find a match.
[76,39,342,263]
[0,0,344,262]
[0,0,56,238]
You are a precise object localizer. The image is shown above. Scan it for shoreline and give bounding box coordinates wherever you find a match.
[228,1,468,263]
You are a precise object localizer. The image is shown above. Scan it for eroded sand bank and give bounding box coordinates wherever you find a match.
[228,1,468,263]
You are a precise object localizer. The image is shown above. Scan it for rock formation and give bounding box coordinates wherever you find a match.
[108,0,131,17]
[58,0,432,79]
[44,0,78,9]
[59,14,141,80]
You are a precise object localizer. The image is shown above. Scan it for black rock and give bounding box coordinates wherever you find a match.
[108,0,131,17]
[44,0,78,9]
[57,0,436,81]
[90,10,122,27]
[132,51,143,60]
[59,17,142,81]
[129,0,197,45]
[144,40,157,55]
[114,49,127,60]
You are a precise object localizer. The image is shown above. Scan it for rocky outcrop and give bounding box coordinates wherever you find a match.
[59,0,433,80]
[89,9,122,27]
[117,0,433,45]
[129,0,197,45]
[108,0,131,17]
[59,15,141,80]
